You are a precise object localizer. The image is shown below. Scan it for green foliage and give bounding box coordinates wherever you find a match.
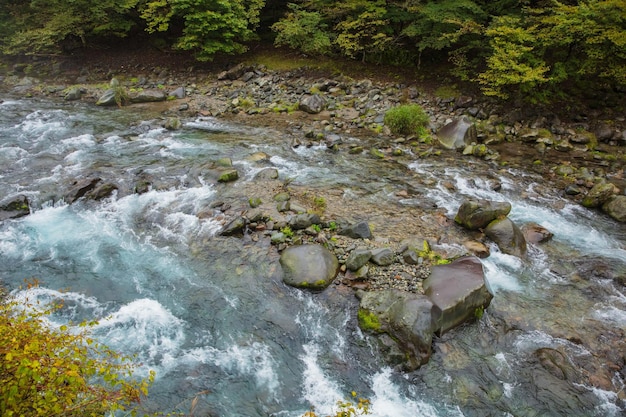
[478,15,550,99]
[334,1,393,62]
[357,308,381,332]
[383,104,430,136]
[0,290,153,417]
[272,4,333,55]
[280,226,294,238]
[0,0,140,55]
[170,0,264,61]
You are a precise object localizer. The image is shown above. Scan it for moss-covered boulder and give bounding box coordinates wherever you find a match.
[582,182,617,208]
[217,169,239,183]
[485,217,527,257]
[357,289,436,371]
[424,256,493,336]
[0,195,30,221]
[455,199,512,230]
[602,195,626,222]
[280,244,339,290]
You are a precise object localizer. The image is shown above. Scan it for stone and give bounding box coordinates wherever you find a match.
[86,182,118,200]
[65,178,101,203]
[370,247,395,266]
[0,195,30,221]
[217,169,239,183]
[582,182,617,208]
[220,216,246,236]
[423,256,493,335]
[280,244,339,290]
[64,87,82,101]
[299,94,326,114]
[339,221,372,239]
[455,199,512,230]
[345,248,372,271]
[602,195,626,222]
[253,168,279,180]
[437,116,477,150]
[521,222,554,244]
[357,289,436,370]
[485,217,527,258]
[168,86,186,99]
[289,213,321,230]
[95,89,118,106]
[217,63,251,81]
[129,89,167,103]
[463,240,490,258]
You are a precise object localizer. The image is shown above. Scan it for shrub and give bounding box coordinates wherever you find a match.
[383,104,430,136]
[0,292,153,417]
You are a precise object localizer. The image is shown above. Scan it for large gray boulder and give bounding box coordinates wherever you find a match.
[455,199,512,230]
[485,217,527,257]
[423,256,493,335]
[280,244,339,290]
[602,195,626,222]
[357,289,436,371]
[437,116,477,150]
[129,89,167,103]
[299,94,326,114]
[0,195,30,221]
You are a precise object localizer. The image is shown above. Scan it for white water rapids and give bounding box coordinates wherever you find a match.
[0,98,624,416]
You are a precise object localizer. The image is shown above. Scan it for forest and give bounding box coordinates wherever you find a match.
[0,0,624,102]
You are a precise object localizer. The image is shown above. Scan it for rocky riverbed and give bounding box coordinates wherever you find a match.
[1,50,626,413]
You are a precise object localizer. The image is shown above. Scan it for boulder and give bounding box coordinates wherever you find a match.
[96,89,118,106]
[423,256,493,335]
[370,247,395,266]
[339,221,372,239]
[602,195,626,222]
[280,244,339,290]
[357,289,436,370]
[129,89,167,103]
[253,168,279,181]
[299,94,326,114]
[168,86,186,99]
[485,217,527,257]
[437,116,477,150]
[345,248,372,271]
[455,199,512,230]
[220,216,246,236]
[217,63,251,81]
[64,178,101,203]
[64,86,82,101]
[521,222,554,244]
[0,195,30,221]
[582,182,618,208]
[217,169,239,183]
[289,213,321,230]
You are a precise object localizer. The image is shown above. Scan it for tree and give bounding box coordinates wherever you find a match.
[334,1,393,62]
[271,4,333,55]
[478,15,550,99]
[0,291,153,417]
[142,0,265,61]
[0,0,140,55]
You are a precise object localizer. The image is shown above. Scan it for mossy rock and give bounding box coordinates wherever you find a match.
[218,169,239,183]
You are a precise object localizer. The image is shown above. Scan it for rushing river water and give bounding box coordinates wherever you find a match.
[1,98,625,417]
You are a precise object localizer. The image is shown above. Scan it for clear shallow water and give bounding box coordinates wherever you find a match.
[0,98,625,416]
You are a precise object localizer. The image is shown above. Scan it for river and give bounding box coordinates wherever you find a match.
[0,98,625,416]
